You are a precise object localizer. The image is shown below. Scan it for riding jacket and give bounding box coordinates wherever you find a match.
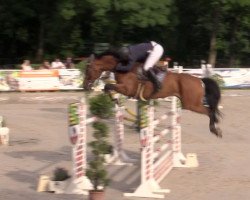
[116,42,155,72]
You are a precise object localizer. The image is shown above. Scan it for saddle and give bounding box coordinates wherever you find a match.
[137,65,168,83]
[134,65,168,100]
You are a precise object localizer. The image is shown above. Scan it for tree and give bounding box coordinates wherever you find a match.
[86,0,173,44]
[224,1,250,66]
[0,0,35,63]
[172,0,250,67]
[0,0,249,67]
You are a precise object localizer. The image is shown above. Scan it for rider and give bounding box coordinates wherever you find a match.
[116,41,164,91]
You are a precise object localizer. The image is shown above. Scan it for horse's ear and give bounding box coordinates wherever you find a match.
[89,54,95,62]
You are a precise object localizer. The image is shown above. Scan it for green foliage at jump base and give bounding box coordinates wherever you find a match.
[88,94,114,119]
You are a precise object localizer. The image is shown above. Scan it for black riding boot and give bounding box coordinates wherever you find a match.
[147,68,162,91]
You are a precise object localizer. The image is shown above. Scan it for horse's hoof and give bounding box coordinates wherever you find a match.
[113,98,120,105]
[104,84,114,92]
[213,128,222,138]
[210,126,223,138]
[216,128,223,138]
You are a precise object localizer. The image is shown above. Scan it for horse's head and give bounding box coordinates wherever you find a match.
[83,54,102,90]
[83,53,118,91]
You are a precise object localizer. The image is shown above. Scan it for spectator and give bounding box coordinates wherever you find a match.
[39,60,51,69]
[21,60,33,71]
[64,57,75,69]
[51,58,65,69]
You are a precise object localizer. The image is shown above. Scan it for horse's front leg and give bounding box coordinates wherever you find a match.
[104,83,130,96]
[104,83,130,105]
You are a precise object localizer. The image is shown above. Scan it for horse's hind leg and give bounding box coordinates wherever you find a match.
[208,111,222,138]
[187,104,222,137]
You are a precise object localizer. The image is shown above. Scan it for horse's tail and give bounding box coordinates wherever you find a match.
[202,77,222,122]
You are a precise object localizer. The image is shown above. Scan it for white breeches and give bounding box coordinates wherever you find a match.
[143,41,164,71]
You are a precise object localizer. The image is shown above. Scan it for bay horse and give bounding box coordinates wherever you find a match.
[83,52,222,138]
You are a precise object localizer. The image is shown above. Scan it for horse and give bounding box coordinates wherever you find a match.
[83,52,222,138]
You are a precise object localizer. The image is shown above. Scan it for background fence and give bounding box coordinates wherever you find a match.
[0,67,249,92]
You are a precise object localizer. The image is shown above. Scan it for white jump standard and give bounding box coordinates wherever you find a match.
[66,98,96,194]
[105,104,137,165]
[124,97,198,198]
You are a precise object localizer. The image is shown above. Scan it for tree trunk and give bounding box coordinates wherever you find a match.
[208,32,217,68]
[228,17,239,67]
[208,7,220,67]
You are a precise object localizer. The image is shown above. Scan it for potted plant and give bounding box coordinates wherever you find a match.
[49,167,71,193]
[86,94,114,200]
[86,121,110,200]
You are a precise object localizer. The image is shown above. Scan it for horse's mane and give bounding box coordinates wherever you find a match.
[96,49,120,60]
[95,48,142,72]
